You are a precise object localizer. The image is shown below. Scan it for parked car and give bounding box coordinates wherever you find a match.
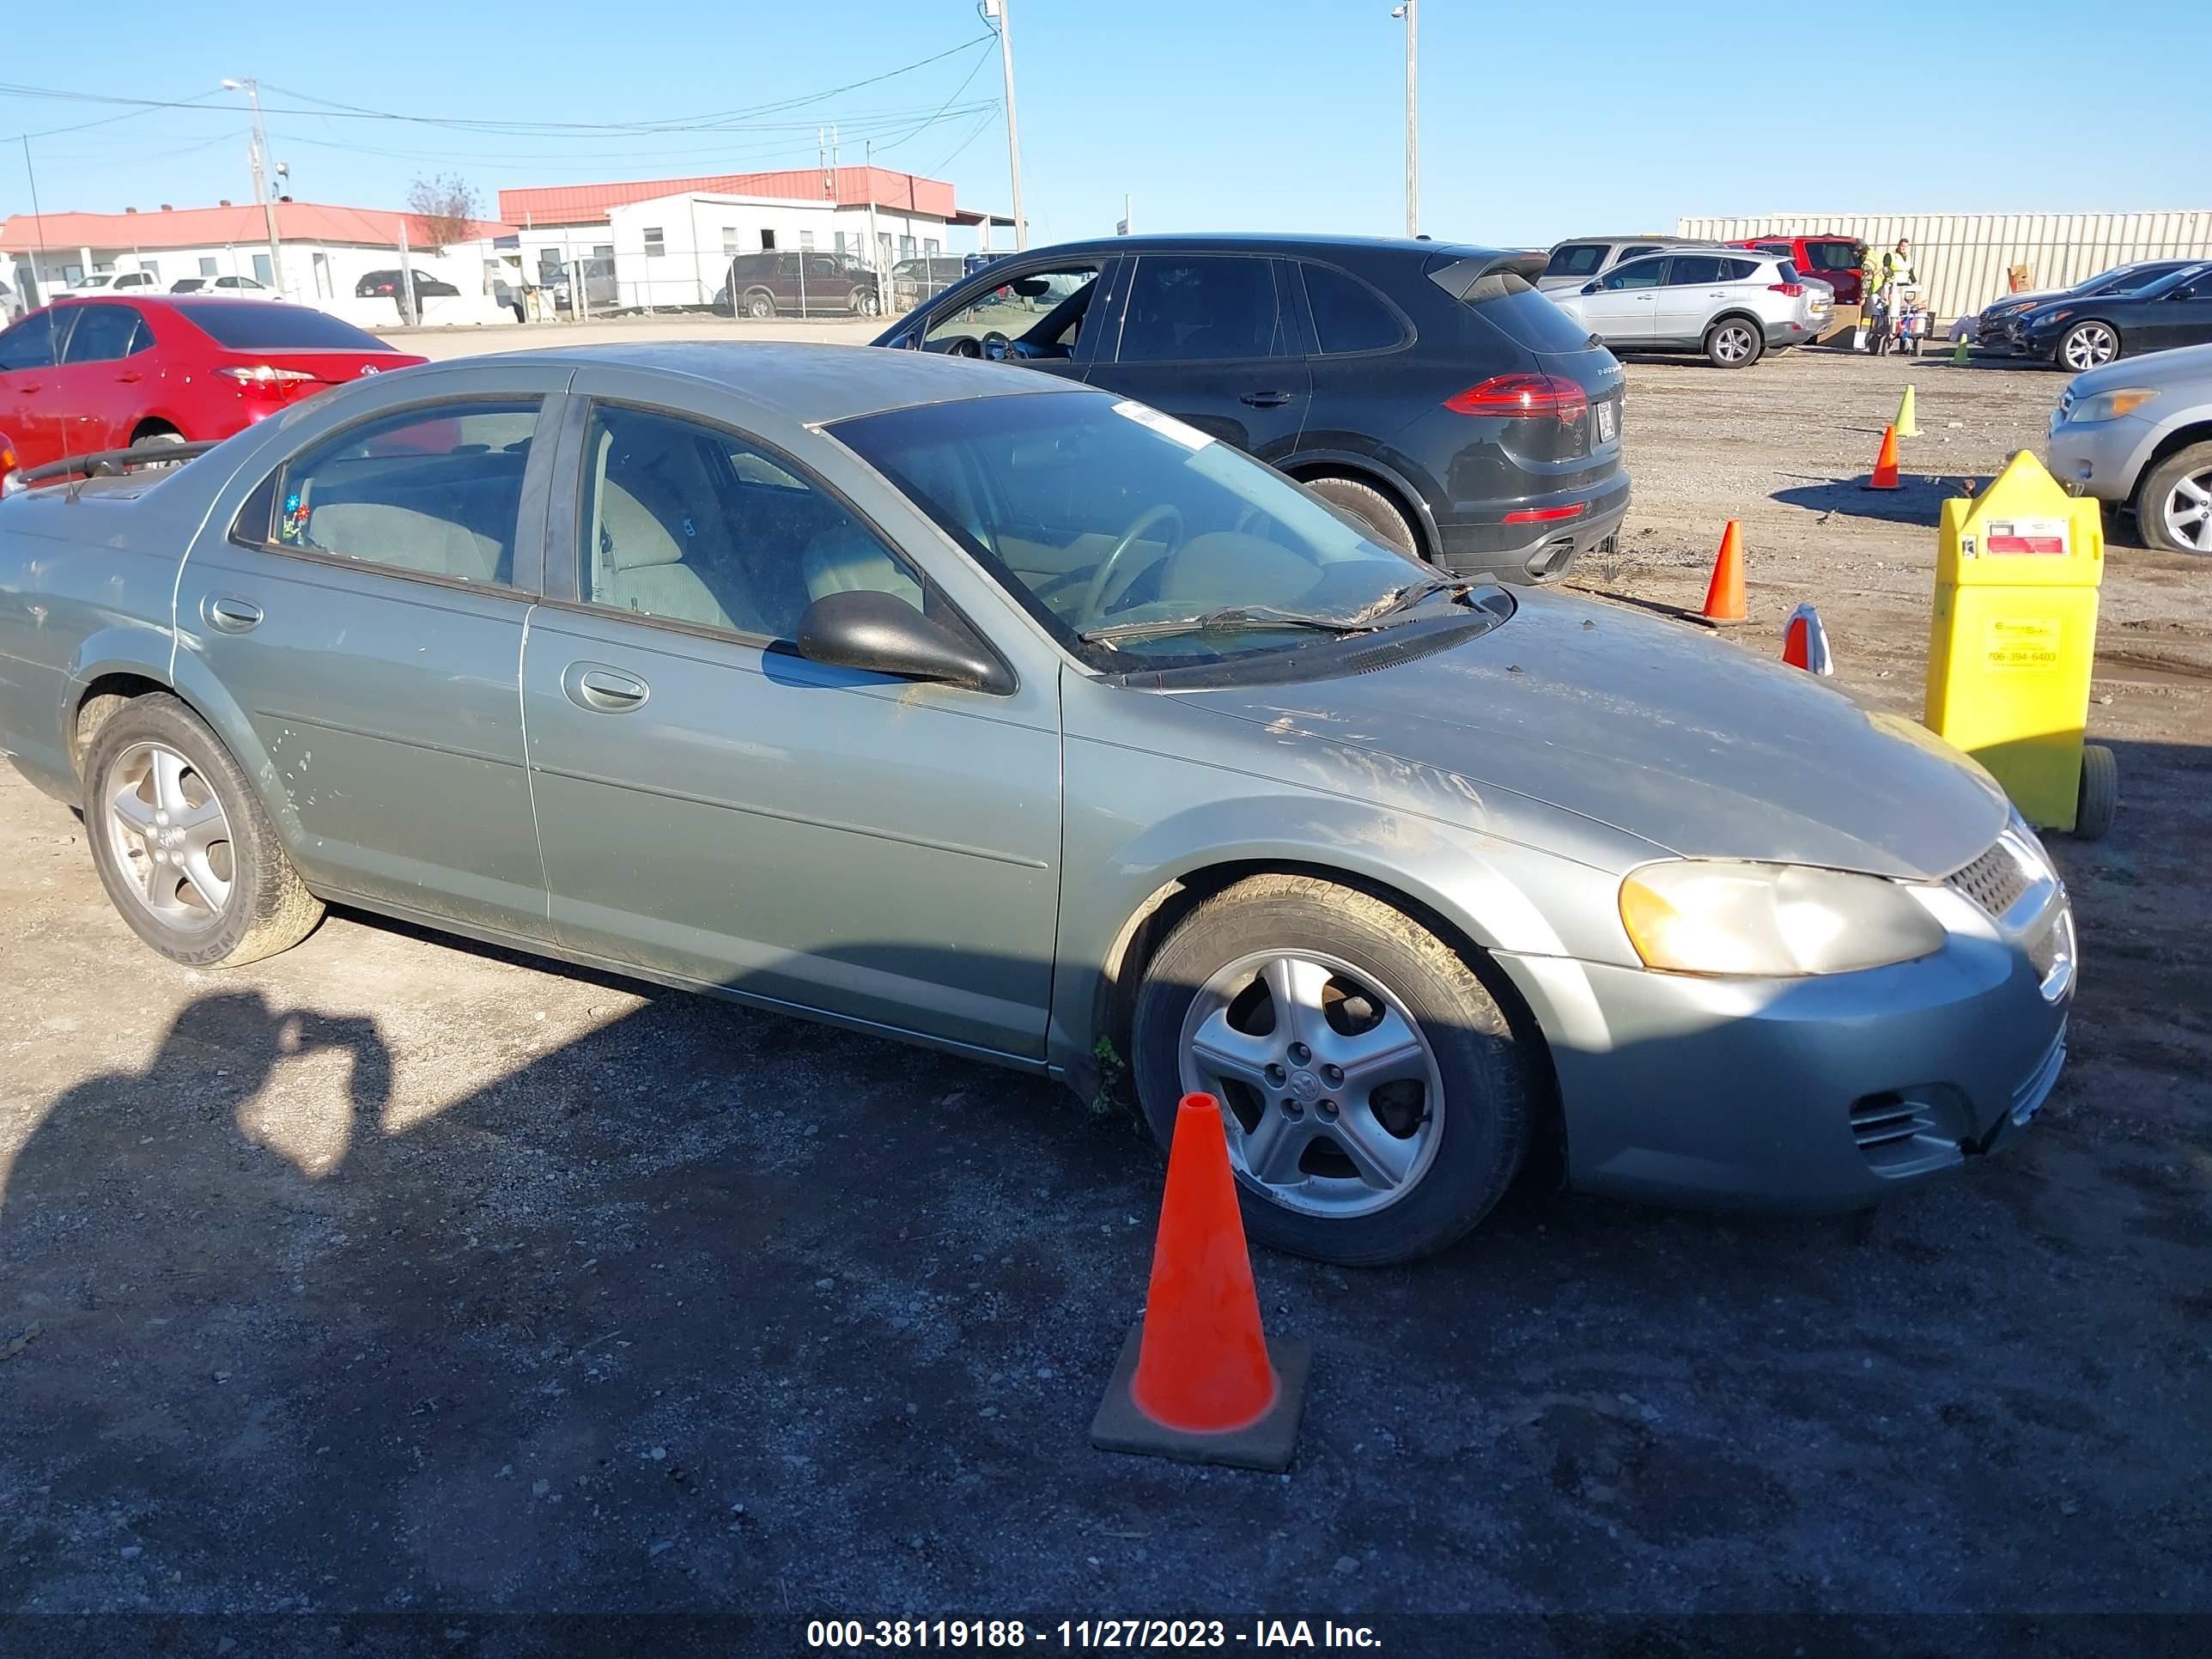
[548,257,618,313]
[0,343,2074,1263]
[1972,261,2203,355]
[168,275,272,298]
[1724,235,1867,306]
[69,270,163,298]
[1548,248,1829,368]
[0,276,21,325]
[2046,340,2212,554]
[963,251,1007,278]
[355,269,461,303]
[1535,235,1718,293]
[0,296,425,477]
[713,251,884,319]
[892,255,969,312]
[872,233,1628,584]
[2008,261,2212,371]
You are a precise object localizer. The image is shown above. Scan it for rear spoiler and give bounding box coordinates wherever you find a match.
[3,441,220,495]
[1426,249,1549,301]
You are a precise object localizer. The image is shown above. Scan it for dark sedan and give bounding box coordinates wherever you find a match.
[870,234,1629,586]
[2011,261,2212,370]
[1973,259,2200,356]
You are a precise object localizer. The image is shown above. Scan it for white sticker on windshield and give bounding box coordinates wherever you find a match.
[1111,399,1212,452]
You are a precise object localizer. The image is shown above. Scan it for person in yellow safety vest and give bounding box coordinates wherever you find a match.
[1877,239,1917,302]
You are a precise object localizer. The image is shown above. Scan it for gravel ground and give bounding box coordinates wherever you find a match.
[2,342,2207,1653]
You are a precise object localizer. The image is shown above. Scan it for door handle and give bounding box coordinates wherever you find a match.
[17,384,37,394]
[1240,391,1294,408]
[565,664,650,713]
[205,597,263,633]
[116,370,143,384]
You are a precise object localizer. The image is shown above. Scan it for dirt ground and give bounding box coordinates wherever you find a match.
[2,339,2208,1650]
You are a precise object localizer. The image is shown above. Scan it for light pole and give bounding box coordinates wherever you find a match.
[981,0,1027,249]
[1390,3,1419,239]
[222,77,285,295]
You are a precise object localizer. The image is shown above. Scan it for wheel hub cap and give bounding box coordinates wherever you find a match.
[101,740,234,933]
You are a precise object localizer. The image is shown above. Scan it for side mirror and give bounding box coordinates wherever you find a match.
[795,589,1002,691]
[1582,280,1601,295]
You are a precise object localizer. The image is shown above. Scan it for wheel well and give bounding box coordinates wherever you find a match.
[71,672,173,776]
[1097,859,1566,1182]
[1705,311,1764,338]
[2132,422,2212,504]
[129,417,179,444]
[1283,463,1430,558]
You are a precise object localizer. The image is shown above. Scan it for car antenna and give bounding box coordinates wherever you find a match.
[18,134,80,501]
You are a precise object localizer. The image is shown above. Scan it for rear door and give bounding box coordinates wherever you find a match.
[1088,252,1310,462]
[173,374,568,938]
[1650,254,1729,343]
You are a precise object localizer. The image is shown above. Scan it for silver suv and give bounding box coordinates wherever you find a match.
[1537,235,1723,293]
[1547,248,1831,368]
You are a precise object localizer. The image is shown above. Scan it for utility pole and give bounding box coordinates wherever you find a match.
[983,0,1027,249]
[222,77,285,295]
[1390,3,1419,238]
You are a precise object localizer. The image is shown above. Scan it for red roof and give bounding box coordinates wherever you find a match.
[499,166,957,226]
[0,200,514,255]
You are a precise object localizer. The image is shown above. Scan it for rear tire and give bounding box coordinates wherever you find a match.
[82,694,323,969]
[2075,744,2118,840]
[1705,317,1764,368]
[1131,875,1531,1266]
[1303,475,1420,558]
[2136,440,2212,555]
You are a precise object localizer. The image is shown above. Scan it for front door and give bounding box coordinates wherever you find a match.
[0,308,73,465]
[1087,253,1312,464]
[2140,278,2212,353]
[1575,255,1666,344]
[46,301,152,453]
[173,386,564,938]
[519,382,1062,1060]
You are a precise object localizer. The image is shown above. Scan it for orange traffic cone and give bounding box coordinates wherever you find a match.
[1780,602,1833,675]
[1090,1094,1310,1470]
[1698,520,1748,625]
[1863,424,1902,490]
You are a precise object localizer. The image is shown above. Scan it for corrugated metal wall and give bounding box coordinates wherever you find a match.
[1674,212,2212,320]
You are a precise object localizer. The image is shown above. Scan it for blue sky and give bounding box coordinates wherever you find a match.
[5,0,2207,247]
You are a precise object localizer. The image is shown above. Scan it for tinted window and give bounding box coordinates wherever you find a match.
[1666,256,1726,286]
[1620,245,1664,262]
[0,315,62,372]
[1299,263,1406,353]
[1776,261,1804,285]
[1807,242,1862,271]
[1719,258,1759,281]
[60,304,145,363]
[1462,272,1599,352]
[1601,258,1667,291]
[2098,263,2183,294]
[1545,244,1607,277]
[275,402,539,586]
[924,262,1101,358]
[1119,256,1285,362]
[582,402,921,641]
[173,301,394,352]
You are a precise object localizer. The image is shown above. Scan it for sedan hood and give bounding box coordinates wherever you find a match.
[2068,339,2212,396]
[1183,588,2008,880]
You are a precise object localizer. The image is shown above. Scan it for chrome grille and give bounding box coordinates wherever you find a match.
[1947,841,2030,920]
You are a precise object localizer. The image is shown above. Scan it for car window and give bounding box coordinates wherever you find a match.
[1665,256,1726,286]
[59,304,146,364]
[1118,256,1285,362]
[273,402,540,586]
[1808,242,1860,271]
[1601,258,1667,291]
[924,261,1101,358]
[1718,258,1760,281]
[1619,244,1664,262]
[580,402,922,641]
[1298,262,1407,354]
[1776,261,1804,286]
[0,315,63,372]
[172,301,394,352]
[1545,245,1607,277]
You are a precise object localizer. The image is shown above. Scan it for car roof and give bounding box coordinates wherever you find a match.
[449,341,1073,425]
[994,231,1515,264]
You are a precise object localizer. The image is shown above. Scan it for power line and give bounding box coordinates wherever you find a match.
[872,39,996,155]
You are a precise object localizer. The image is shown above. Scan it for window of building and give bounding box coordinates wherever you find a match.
[835,231,849,258]
[925,238,941,257]
[643,228,666,259]
[722,228,739,258]
[799,230,815,252]
[199,256,219,276]
[592,244,614,262]
[252,253,273,285]
[761,228,777,251]
[139,260,161,283]
[899,234,917,261]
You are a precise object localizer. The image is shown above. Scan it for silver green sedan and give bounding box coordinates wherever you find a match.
[0,345,2074,1264]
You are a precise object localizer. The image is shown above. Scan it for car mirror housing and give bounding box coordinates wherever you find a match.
[1582,281,1601,295]
[795,589,1004,692]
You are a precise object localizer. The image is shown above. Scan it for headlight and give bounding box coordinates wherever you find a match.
[2042,310,2073,326]
[2067,387,2158,423]
[1619,860,1946,977]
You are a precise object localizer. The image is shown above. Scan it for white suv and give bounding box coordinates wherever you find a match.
[1547,249,1830,368]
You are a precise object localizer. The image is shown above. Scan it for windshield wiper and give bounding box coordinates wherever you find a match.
[1080,606,1376,645]
[1353,574,1486,626]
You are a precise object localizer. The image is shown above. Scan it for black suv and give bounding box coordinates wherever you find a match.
[870,234,1627,582]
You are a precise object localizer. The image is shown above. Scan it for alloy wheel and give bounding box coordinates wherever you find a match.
[2063,324,2118,371]
[2161,466,2212,552]
[1178,950,1444,1218]
[1714,323,1756,364]
[101,741,234,933]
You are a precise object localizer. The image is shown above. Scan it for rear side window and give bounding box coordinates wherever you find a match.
[1776,261,1804,286]
[1118,256,1285,362]
[1297,263,1406,354]
[1458,270,1601,353]
[1808,242,1861,272]
[1666,256,1726,286]
[173,301,395,352]
[1718,258,1759,281]
[1545,244,1607,278]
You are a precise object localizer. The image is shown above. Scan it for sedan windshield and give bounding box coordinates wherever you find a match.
[832,391,1492,665]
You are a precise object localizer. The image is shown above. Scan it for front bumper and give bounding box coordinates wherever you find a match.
[1494,866,2075,1212]
[1435,471,1631,584]
[2046,410,2159,504]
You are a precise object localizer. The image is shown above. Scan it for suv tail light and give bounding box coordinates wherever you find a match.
[1769,283,1804,297]
[1445,373,1589,422]
[218,364,319,400]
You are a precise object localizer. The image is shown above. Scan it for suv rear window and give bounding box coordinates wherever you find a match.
[1460,270,1601,353]
[172,301,396,352]
[1544,244,1607,278]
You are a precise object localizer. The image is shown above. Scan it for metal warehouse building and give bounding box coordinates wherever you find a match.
[1674,211,2212,322]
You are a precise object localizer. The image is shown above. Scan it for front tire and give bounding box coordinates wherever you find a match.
[2136,440,2212,555]
[1303,475,1420,558]
[1132,875,1531,1266]
[2059,320,2120,372]
[82,695,323,969]
[1705,317,1764,368]
[743,290,775,321]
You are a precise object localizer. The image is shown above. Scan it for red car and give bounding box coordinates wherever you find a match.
[1727,235,1867,306]
[0,295,424,477]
